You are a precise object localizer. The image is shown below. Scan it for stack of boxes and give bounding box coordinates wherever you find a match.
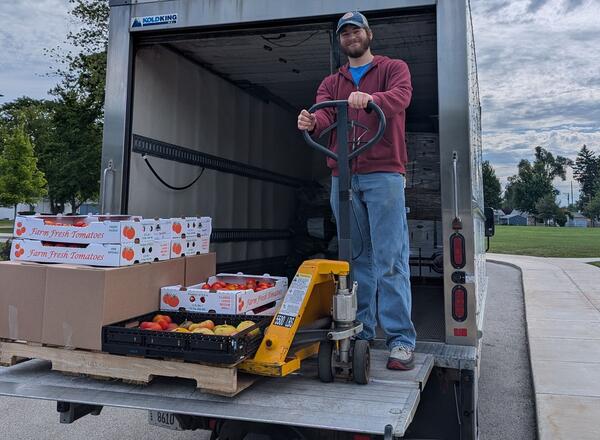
[404,132,441,221]
[0,247,216,350]
[0,213,286,350]
[10,215,212,267]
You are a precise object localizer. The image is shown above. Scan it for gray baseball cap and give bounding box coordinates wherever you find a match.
[336,11,370,34]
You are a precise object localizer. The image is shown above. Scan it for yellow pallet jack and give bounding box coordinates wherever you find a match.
[241,100,386,384]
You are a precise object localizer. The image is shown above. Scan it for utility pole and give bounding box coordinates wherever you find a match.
[571,181,574,208]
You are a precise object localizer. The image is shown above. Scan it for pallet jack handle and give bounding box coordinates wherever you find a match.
[301,100,386,266]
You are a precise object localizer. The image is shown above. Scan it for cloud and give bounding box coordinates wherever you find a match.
[527,0,551,13]
[472,0,600,204]
[0,0,598,209]
[0,0,76,103]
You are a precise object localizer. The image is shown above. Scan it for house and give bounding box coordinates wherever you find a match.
[500,210,529,226]
[0,203,34,220]
[493,209,504,225]
[566,212,589,228]
[0,200,98,220]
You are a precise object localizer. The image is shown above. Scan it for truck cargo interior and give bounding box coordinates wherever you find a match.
[128,7,444,341]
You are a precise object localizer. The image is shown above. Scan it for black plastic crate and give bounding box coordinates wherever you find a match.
[102,311,270,365]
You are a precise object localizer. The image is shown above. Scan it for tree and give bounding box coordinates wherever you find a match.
[505,159,555,215]
[555,209,569,227]
[0,123,47,216]
[0,239,11,261]
[502,183,516,211]
[482,160,502,208]
[532,145,571,181]
[48,0,109,114]
[583,192,600,226]
[535,194,559,226]
[504,146,572,215]
[572,144,599,209]
[49,92,103,213]
[0,98,56,209]
[42,0,109,212]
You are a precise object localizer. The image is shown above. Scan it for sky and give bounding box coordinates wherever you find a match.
[470,0,600,205]
[1,0,599,206]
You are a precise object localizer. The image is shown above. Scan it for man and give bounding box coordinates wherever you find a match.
[297,11,416,370]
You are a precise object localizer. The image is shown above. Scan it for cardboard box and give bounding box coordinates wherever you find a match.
[199,235,210,254]
[160,274,287,314]
[153,239,171,261]
[184,217,199,235]
[246,299,282,316]
[184,252,216,286]
[198,217,212,236]
[0,261,47,342]
[11,239,142,267]
[14,215,142,244]
[170,236,209,258]
[42,258,185,350]
[140,219,157,241]
[170,217,189,238]
[170,216,212,237]
[185,235,210,256]
[154,218,172,240]
[140,218,173,241]
[170,238,185,258]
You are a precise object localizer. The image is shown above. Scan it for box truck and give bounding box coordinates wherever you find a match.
[0,1,493,438]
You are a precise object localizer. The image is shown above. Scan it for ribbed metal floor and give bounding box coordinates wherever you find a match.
[0,350,433,437]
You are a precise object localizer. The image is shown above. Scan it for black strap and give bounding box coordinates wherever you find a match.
[143,155,205,191]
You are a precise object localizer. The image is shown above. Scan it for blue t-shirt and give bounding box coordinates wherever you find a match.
[349,63,371,86]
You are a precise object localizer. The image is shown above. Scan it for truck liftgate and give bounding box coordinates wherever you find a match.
[0,350,433,438]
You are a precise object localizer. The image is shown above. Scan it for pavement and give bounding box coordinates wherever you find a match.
[479,262,537,439]
[487,253,600,440]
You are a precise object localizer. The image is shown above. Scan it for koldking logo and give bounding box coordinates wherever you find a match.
[132,13,178,28]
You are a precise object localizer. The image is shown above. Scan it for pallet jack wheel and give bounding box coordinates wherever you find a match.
[352,339,370,384]
[318,341,335,383]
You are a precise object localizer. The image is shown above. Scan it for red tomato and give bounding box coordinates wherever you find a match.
[201,283,211,289]
[156,319,169,330]
[153,314,172,324]
[140,321,162,330]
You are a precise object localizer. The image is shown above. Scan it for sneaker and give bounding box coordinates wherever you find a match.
[387,346,415,370]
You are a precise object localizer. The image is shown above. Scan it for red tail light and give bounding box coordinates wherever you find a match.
[450,232,466,269]
[452,285,467,322]
[353,435,372,440]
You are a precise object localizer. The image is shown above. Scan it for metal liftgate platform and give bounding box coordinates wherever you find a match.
[0,348,433,437]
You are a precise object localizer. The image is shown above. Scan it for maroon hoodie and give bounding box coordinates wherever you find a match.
[312,55,412,176]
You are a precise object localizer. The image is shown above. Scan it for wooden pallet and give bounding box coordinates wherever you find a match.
[0,341,256,396]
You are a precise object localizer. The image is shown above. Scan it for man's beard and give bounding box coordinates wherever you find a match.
[341,37,370,59]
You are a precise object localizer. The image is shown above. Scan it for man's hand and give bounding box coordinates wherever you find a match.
[297,109,316,131]
[348,91,373,109]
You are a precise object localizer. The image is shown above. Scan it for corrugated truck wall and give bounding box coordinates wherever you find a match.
[129,45,312,263]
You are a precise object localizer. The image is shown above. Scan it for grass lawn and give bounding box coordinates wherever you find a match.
[489,225,600,258]
[0,220,14,234]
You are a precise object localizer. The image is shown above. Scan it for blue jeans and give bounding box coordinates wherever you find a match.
[330,173,416,350]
